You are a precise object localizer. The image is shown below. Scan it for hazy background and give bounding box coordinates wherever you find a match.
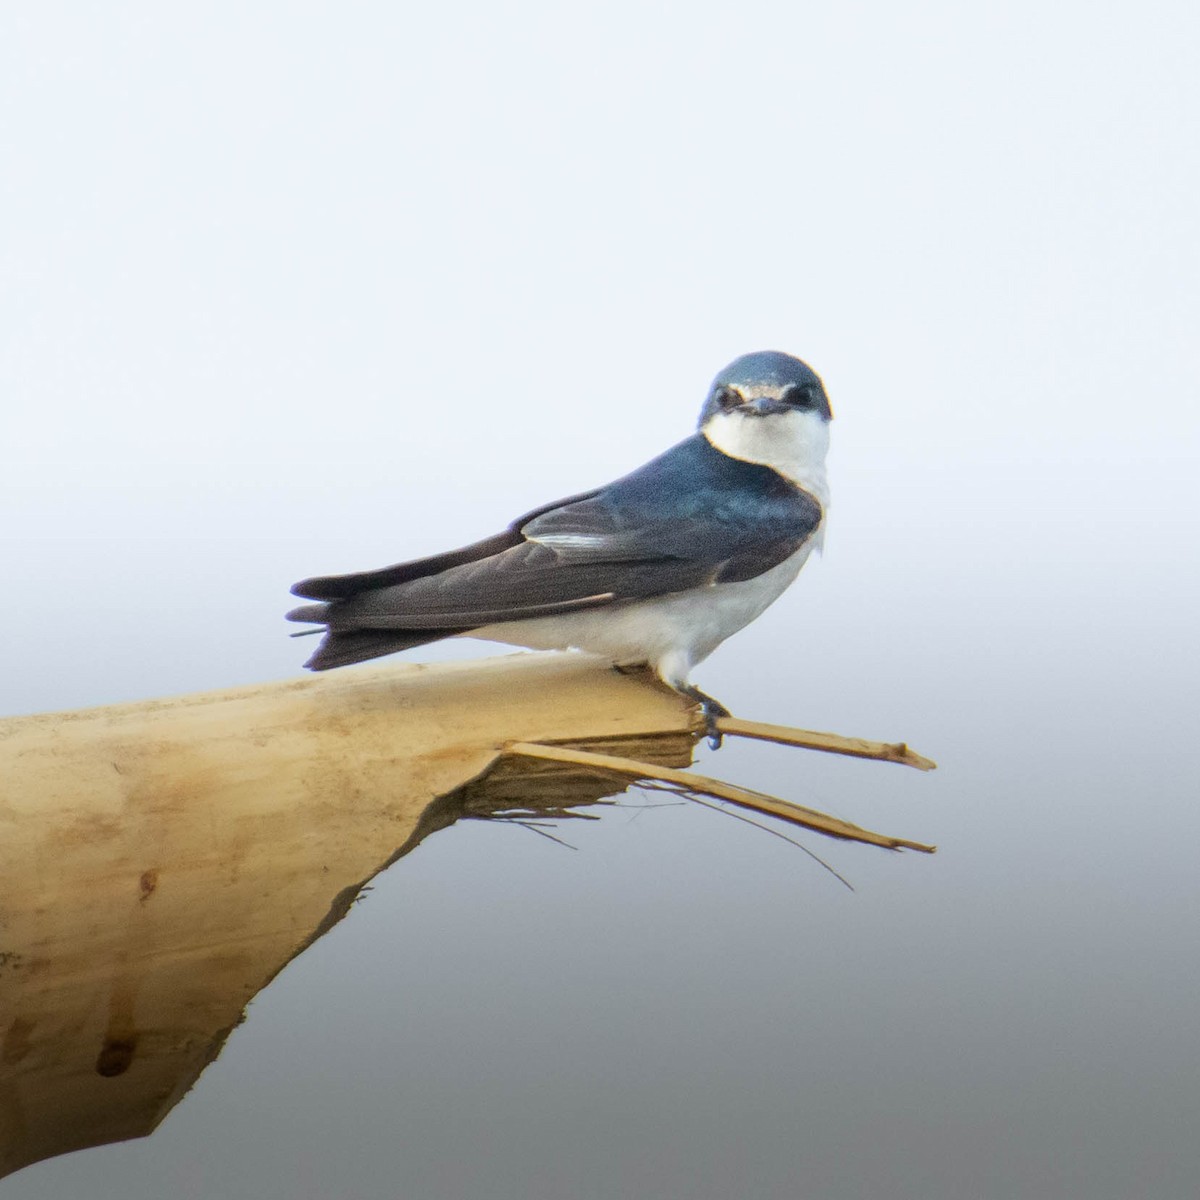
[3,3,1199,1197]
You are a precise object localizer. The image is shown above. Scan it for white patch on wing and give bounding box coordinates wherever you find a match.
[527,531,609,550]
[703,408,830,507]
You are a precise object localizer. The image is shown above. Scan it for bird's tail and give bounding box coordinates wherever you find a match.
[301,628,450,670]
[286,603,470,670]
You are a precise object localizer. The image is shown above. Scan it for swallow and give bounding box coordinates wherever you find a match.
[288,350,832,747]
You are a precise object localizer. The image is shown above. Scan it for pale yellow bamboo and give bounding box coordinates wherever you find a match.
[504,742,936,853]
[0,652,934,1182]
[715,716,937,771]
[0,654,697,1181]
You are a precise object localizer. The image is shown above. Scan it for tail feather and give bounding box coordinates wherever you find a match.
[303,627,469,671]
[288,583,482,669]
[286,603,332,625]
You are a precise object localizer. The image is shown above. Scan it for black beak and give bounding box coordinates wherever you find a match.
[740,396,789,417]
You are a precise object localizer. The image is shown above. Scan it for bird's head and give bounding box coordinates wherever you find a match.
[698,351,832,426]
[698,351,832,492]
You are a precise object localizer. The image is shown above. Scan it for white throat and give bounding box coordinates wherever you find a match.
[702,409,831,506]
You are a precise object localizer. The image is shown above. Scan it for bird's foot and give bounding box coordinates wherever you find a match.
[675,684,731,750]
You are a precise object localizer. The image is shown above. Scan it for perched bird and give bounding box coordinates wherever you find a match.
[288,350,833,745]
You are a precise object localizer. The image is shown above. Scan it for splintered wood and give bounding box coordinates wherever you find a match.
[0,653,934,1180]
[503,741,935,852]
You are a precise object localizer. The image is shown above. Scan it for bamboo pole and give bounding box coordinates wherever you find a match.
[0,653,933,1180]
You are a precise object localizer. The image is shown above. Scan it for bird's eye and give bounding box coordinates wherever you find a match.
[784,385,816,410]
[715,387,742,411]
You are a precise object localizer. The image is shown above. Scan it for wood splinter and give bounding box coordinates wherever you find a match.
[504,739,937,854]
[714,716,937,771]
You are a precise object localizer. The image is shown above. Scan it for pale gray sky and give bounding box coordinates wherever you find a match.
[3,3,1199,1198]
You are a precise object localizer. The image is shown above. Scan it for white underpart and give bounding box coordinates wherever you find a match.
[470,543,818,685]
[471,406,831,687]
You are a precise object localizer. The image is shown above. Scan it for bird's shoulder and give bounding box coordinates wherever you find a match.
[521,433,822,550]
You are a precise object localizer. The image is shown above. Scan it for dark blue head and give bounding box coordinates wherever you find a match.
[698,351,833,428]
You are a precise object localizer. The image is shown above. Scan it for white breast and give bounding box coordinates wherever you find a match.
[702,408,831,508]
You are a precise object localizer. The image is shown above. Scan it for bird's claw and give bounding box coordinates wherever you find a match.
[695,694,731,751]
[662,681,731,749]
[704,711,724,751]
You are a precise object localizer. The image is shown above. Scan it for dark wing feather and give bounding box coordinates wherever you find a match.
[291,528,526,601]
[309,540,718,631]
[291,487,609,601]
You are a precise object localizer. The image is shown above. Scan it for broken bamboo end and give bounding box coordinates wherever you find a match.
[713,715,938,771]
[503,740,935,854]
